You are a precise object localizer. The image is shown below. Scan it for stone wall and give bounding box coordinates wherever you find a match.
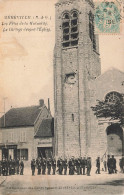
[54,0,101,158]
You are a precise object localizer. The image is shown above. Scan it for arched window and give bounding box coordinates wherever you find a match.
[64,13,69,19]
[105,91,123,104]
[62,11,79,48]
[89,11,96,50]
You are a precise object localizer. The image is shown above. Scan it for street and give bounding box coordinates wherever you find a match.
[0,170,124,195]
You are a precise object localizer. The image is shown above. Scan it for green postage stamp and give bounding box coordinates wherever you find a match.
[94,0,122,34]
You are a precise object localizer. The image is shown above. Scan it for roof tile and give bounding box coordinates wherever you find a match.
[0,106,41,128]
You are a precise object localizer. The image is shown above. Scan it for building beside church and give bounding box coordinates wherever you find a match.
[53,0,124,161]
[0,99,54,164]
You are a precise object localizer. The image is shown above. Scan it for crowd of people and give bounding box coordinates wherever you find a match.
[0,158,24,176]
[31,156,92,176]
[31,155,124,176]
[0,155,123,176]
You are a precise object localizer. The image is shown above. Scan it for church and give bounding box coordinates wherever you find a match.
[0,0,123,165]
[53,0,124,162]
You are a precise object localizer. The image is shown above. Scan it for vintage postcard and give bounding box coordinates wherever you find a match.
[0,0,124,194]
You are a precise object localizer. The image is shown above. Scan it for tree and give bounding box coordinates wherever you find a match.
[91,96,124,157]
[91,100,124,125]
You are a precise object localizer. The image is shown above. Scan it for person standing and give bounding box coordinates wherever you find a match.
[63,158,68,175]
[12,159,15,175]
[68,158,72,175]
[47,158,52,175]
[87,157,92,176]
[2,159,6,176]
[103,159,107,172]
[37,158,42,175]
[42,158,46,175]
[82,157,86,175]
[31,159,36,176]
[8,159,12,175]
[75,158,80,175]
[96,157,100,174]
[68,157,75,175]
[52,157,56,175]
[57,158,63,175]
[16,158,20,175]
[107,155,111,174]
[111,155,116,173]
[79,157,83,175]
[20,160,24,175]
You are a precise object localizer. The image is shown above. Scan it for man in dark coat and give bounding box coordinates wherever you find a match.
[111,155,116,173]
[79,157,83,175]
[8,159,12,175]
[20,160,24,175]
[107,155,111,174]
[2,158,8,176]
[75,158,80,175]
[47,158,52,175]
[82,157,87,175]
[57,158,63,175]
[63,158,68,175]
[42,158,46,175]
[96,157,100,174]
[31,159,36,176]
[16,158,20,175]
[68,158,75,175]
[37,158,42,175]
[87,157,92,176]
[2,159,6,176]
[52,158,56,175]
[11,159,15,175]
[5,158,8,176]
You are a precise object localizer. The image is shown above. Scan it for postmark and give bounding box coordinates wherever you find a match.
[94,1,121,34]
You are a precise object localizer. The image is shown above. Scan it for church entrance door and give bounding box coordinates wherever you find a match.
[106,124,123,156]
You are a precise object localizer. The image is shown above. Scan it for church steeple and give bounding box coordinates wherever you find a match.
[54,0,101,158]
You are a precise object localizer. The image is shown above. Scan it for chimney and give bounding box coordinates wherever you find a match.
[39,99,44,107]
[48,98,50,111]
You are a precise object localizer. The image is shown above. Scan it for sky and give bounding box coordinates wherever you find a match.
[0,0,123,116]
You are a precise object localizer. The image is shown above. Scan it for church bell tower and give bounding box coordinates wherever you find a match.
[54,0,101,158]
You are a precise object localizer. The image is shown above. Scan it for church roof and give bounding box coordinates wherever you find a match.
[91,67,124,101]
[95,67,124,81]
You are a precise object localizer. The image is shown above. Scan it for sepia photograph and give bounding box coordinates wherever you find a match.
[0,0,124,194]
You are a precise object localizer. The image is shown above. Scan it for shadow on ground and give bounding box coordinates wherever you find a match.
[93,179,124,186]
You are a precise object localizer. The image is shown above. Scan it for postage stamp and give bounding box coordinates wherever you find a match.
[94,1,121,34]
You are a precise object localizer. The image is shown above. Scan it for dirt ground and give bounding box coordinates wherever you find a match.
[0,169,124,195]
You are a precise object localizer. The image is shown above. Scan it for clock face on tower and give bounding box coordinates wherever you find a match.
[65,73,76,84]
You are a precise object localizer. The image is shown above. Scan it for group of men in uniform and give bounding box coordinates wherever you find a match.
[31,157,57,176]
[96,155,119,174]
[107,155,117,174]
[1,154,122,177]
[31,156,92,176]
[0,158,24,176]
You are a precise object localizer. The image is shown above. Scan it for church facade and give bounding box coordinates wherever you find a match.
[53,0,124,161]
